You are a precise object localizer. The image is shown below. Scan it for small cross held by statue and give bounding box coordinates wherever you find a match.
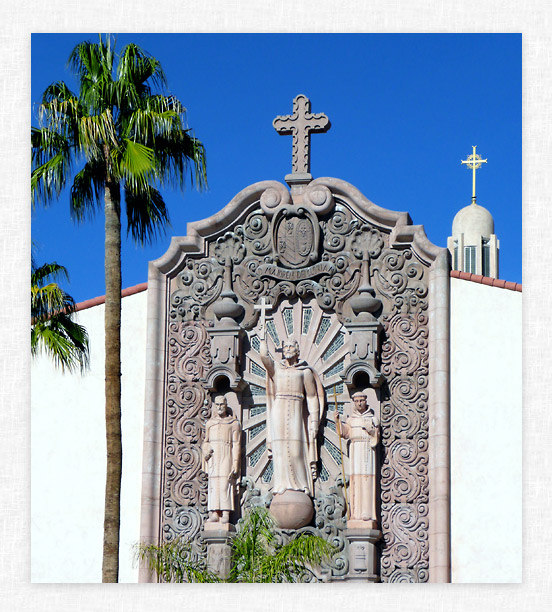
[254,297,273,341]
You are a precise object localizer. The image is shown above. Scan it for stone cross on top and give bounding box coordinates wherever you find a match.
[273,94,331,178]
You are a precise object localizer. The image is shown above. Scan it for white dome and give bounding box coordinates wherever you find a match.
[452,202,494,239]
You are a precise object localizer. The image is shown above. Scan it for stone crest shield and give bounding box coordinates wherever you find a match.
[273,207,319,269]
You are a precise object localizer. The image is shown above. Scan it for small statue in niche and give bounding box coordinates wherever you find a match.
[202,394,241,524]
[338,391,380,525]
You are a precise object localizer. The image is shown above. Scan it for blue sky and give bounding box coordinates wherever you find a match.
[31,33,521,302]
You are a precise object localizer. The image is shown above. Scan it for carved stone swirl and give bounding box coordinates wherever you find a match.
[380,502,429,582]
[380,377,428,442]
[173,417,203,444]
[241,211,271,255]
[304,183,334,215]
[322,206,359,252]
[171,259,224,320]
[162,504,204,542]
[380,438,429,503]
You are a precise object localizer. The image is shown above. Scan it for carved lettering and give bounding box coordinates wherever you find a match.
[257,261,335,281]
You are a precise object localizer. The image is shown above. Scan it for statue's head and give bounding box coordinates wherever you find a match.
[352,391,369,414]
[213,394,228,417]
[282,338,300,360]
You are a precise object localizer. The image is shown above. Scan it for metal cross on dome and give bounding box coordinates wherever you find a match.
[461,145,488,204]
[273,94,331,176]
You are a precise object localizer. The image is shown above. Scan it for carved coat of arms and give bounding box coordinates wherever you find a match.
[273,208,319,269]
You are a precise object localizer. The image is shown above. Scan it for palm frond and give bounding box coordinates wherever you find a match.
[153,131,207,192]
[228,506,336,583]
[38,94,83,138]
[31,259,90,373]
[119,138,156,187]
[124,108,179,146]
[78,109,118,154]
[124,184,170,245]
[70,159,105,221]
[31,314,90,373]
[68,38,114,89]
[31,129,73,208]
[134,506,336,583]
[117,43,167,96]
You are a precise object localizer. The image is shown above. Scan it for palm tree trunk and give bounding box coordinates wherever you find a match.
[102,177,122,582]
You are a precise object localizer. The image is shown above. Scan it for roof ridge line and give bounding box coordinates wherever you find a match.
[450,270,522,292]
[74,282,148,313]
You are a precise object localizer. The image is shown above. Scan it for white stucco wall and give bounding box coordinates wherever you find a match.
[31,290,147,583]
[450,278,522,582]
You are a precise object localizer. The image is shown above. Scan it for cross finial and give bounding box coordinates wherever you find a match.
[461,145,488,204]
[273,94,331,177]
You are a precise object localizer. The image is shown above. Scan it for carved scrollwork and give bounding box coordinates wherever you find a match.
[171,259,224,320]
[241,211,271,255]
[374,241,430,582]
[312,482,349,578]
[161,320,212,560]
[380,378,428,441]
[162,505,204,542]
[233,256,273,305]
[382,313,428,378]
[304,183,334,215]
[322,206,359,253]
[173,417,202,444]
[259,184,292,217]
[380,502,429,581]
[380,438,429,503]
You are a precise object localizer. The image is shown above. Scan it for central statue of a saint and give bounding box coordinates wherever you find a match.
[259,331,325,497]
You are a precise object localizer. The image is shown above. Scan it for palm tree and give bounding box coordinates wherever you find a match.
[135,506,336,583]
[31,258,90,373]
[31,35,207,582]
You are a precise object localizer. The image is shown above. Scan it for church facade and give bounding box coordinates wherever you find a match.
[30,97,522,583]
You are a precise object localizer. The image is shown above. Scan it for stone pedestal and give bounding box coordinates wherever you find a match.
[345,527,382,582]
[202,524,235,580]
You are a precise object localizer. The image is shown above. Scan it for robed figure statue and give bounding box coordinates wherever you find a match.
[259,331,325,497]
[339,391,380,524]
[202,394,241,524]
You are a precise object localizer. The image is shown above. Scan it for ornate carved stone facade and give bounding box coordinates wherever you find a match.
[140,172,448,583]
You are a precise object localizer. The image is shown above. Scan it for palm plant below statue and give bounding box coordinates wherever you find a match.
[135,506,335,583]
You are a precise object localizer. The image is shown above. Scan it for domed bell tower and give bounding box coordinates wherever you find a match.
[447,146,499,278]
